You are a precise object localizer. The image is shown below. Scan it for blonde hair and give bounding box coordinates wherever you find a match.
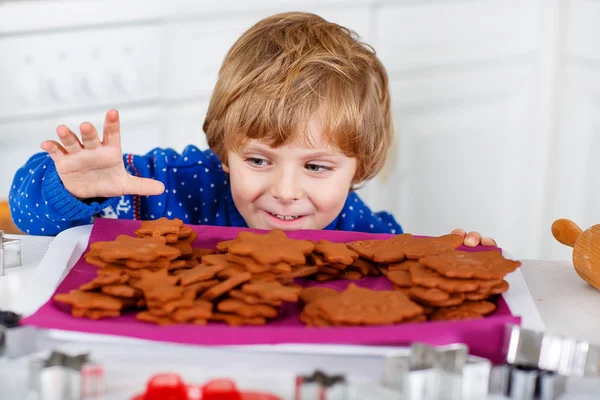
[203,12,392,184]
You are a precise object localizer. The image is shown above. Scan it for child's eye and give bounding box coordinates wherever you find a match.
[246,157,269,167]
[305,163,333,173]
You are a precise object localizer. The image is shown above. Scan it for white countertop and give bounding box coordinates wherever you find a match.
[2,233,599,345]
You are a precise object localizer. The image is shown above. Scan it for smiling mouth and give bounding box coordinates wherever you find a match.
[266,211,304,221]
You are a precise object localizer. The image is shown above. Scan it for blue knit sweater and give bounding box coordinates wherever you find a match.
[9,146,403,236]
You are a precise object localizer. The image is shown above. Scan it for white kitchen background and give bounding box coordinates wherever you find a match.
[0,0,596,262]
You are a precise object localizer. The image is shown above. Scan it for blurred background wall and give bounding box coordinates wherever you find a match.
[0,0,596,262]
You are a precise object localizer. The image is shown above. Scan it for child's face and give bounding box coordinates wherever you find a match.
[225,119,357,231]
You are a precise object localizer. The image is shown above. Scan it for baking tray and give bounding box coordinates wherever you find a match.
[12,219,545,364]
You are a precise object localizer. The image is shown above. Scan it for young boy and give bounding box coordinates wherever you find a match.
[9,12,493,247]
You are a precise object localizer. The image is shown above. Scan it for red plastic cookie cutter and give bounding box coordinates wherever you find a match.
[132,373,281,400]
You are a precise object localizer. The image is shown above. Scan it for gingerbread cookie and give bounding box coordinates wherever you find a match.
[210,312,267,327]
[430,300,496,320]
[348,258,372,275]
[241,281,302,302]
[299,287,339,305]
[192,248,215,262]
[339,270,363,280]
[408,286,449,303]
[217,264,248,279]
[386,270,413,288]
[217,299,278,319]
[201,272,252,301]
[92,235,181,263]
[54,290,129,311]
[182,280,220,300]
[346,240,399,262]
[168,241,194,260]
[226,253,270,274]
[135,217,184,237]
[314,240,359,265]
[79,272,129,291]
[315,284,424,325]
[178,265,229,286]
[462,280,509,300]
[430,308,483,321]
[100,285,142,299]
[229,230,315,265]
[397,235,463,260]
[420,250,520,280]
[228,290,282,306]
[171,300,213,323]
[72,307,120,320]
[182,229,198,244]
[419,292,465,307]
[371,234,416,263]
[409,263,501,293]
[136,311,173,326]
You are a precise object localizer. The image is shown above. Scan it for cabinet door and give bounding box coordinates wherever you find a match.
[544,0,600,261]
[364,0,546,259]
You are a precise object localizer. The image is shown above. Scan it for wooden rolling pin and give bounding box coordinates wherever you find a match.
[552,219,600,290]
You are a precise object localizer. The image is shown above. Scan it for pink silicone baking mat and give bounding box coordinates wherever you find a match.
[21,218,520,363]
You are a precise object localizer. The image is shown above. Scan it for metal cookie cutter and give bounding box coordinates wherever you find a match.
[0,230,22,276]
[0,310,39,359]
[28,351,104,399]
[294,370,347,400]
[489,323,600,399]
[382,342,490,400]
[503,323,600,377]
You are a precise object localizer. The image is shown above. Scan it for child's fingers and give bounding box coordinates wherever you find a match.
[464,231,481,247]
[481,237,497,247]
[56,125,83,154]
[80,122,102,149]
[123,176,165,196]
[40,140,68,162]
[102,109,121,149]
[451,228,466,238]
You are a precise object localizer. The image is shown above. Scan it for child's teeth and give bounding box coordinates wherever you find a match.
[275,214,298,221]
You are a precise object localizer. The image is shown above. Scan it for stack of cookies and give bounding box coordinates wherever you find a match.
[135,217,201,271]
[340,232,520,321]
[404,250,518,320]
[56,221,309,326]
[305,239,379,281]
[213,230,319,283]
[57,233,183,321]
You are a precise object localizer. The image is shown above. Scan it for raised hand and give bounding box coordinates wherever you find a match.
[40,109,164,199]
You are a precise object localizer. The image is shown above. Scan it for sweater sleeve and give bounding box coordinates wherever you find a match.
[9,146,224,236]
[9,152,122,235]
[332,191,404,234]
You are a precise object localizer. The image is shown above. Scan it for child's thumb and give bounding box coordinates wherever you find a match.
[125,177,165,196]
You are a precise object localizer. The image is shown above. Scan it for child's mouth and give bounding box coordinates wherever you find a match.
[266,211,304,222]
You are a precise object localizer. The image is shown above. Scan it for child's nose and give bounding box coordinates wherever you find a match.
[270,175,304,203]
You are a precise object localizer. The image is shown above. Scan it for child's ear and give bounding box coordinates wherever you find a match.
[222,163,230,173]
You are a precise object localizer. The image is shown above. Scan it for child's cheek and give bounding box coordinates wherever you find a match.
[306,179,348,213]
[230,167,266,203]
